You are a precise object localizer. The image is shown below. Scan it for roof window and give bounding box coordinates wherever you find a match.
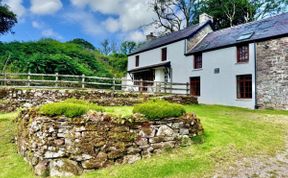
[237,32,254,41]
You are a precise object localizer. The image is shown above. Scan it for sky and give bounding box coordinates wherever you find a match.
[0,0,158,48]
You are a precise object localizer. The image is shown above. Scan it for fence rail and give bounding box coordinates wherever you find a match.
[0,73,190,94]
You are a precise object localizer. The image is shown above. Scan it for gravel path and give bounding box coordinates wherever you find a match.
[213,115,288,178]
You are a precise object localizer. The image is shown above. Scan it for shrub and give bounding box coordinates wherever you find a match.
[39,99,104,118]
[133,100,186,120]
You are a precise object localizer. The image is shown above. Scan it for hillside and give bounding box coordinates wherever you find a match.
[0,39,128,78]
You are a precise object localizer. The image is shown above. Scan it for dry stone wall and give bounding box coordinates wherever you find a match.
[256,37,288,109]
[17,109,203,177]
[0,88,198,112]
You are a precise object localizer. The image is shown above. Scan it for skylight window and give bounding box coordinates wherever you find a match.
[237,32,254,41]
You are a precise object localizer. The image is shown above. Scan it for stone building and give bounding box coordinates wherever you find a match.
[127,13,288,110]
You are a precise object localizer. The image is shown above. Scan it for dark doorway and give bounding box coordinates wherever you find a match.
[133,70,155,91]
[190,77,200,96]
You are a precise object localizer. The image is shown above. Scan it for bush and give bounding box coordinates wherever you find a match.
[133,100,186,120]
[39,99,104,118]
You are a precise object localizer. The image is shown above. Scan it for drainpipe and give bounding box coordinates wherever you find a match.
[254,43,258,109]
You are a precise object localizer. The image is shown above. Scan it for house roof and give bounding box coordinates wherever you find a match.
[187,12,288,55]
[128,61,171,73]
[128,21,212,56]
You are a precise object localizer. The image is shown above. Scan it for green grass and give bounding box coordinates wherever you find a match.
[0,112,34,178]
[0,105,288,178]
[39,99,104,118]
[133,100,186,120]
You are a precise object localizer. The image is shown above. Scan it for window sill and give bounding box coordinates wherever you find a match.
[235,62,249,65]
[192,68,203,72]
[236,98,252,101]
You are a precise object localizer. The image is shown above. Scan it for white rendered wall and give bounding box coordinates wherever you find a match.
[128,40,192,93]
[190,44,256,109]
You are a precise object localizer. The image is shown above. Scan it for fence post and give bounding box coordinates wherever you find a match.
[27,72,31,87]
[164,82,167,94]
[140,79,143,93]
[4,73,7,86]
[55,73,59,88]
[81,74,85,89]
[186,82,189,95]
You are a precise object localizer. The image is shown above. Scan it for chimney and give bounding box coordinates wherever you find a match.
[199,13,213,24]
[146,32,157,41]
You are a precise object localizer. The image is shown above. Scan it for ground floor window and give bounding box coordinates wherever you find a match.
[237,74,252,99]
[190,77,200,96]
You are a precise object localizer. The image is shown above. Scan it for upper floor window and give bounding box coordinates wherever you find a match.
[161,47,167,61]
[237,44,249,63]
[135,55,139,67]
[194,53,202,69]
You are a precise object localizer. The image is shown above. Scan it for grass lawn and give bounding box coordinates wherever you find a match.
[0,105,288,178]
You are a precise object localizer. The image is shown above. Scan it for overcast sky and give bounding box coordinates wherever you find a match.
[0,0,157,48]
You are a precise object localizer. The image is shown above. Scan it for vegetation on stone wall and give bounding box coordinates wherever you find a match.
[133,100,186,120]
[39,99,104,117]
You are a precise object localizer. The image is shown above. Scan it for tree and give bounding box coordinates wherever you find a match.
[100,39,112,55]
[68,38,96,50]
[0,1,17,35]
[152,0,202,33]
[120,41,137,55]
[151,0,288,32]
[200,0,288,30]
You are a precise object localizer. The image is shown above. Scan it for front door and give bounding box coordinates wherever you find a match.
[190,77,200,96]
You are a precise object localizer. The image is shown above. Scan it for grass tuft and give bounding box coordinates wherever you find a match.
[133,100,186,120]
[39,98,104,118]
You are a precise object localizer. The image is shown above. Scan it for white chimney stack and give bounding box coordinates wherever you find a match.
[199,13,213,24]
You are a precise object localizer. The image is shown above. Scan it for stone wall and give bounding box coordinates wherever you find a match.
[17,109,203,177]
[0,88,198,112]
[256,37,288,109]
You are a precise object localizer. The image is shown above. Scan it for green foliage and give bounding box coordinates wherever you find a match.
[0,39,127,77]
[133,100,186,120]
[67,38,96,50]
[0,3,17,35]
[39,99,104,118]
[120,41,137,55]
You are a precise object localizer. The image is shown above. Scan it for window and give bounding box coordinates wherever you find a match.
[135,55,139,67]
[161,48,167,61]
[190,77,200,96]
[237,44,249,63]
[194,53,202,69]
[237,75,252,99]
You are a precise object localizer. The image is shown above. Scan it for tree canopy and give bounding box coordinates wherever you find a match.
[0,39,128,77]
[151,0,288,32]
[0,1,17,35]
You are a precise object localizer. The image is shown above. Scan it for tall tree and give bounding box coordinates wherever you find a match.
[151,0,288,32]
[0,1,17,35]
[152,0,202,33]
[120,41,137,55]
[100,39,112,55]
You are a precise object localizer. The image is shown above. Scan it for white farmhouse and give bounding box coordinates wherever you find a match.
[127,13,288,110]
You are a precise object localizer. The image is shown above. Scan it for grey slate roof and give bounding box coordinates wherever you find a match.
[187,12,288,54]
[128,21,211,56]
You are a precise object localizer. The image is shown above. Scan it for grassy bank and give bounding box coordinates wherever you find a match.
[0,105,287,178]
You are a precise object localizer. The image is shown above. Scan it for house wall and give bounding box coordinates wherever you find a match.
[186,25,213,52]
[256,37,288,110]
[128,40,193,87]
[190,44,256,109]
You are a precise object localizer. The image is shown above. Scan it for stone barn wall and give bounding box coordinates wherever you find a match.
[17,109,203,177]
[256,37,288,110]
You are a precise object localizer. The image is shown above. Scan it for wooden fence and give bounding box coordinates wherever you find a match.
[0,73,190,94]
